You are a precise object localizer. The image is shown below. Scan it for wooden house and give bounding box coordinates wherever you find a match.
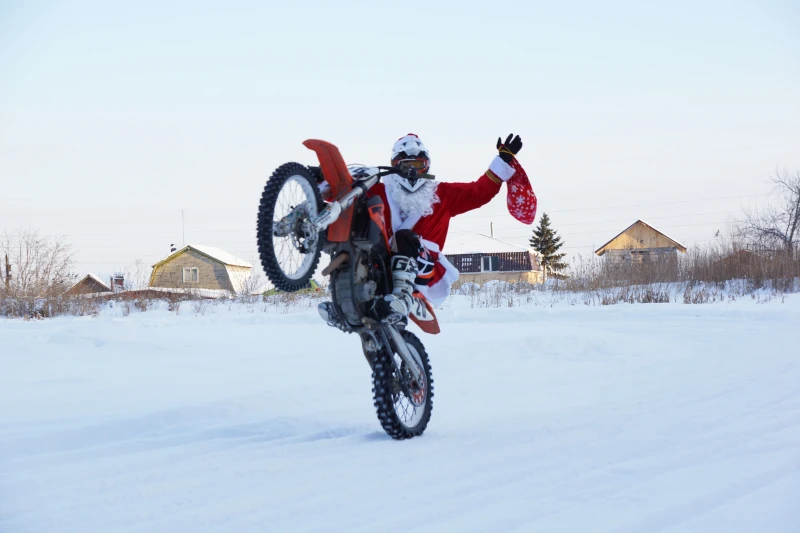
[64,274,112,296]
[149,244,252,295]
[595,220,687,270]
[444,233,543,287]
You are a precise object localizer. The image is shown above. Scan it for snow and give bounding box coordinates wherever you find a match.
[224,265,252,295]
[86,273,111,289]
[2,296,799,532]
[444,232,535,255]
[78,287,236,299]
[188,244,252,268]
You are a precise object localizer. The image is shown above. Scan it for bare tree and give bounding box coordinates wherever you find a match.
[741,169,800,258]
[124,258,151,290]
[236,263,265,302]
[0,228,77,297]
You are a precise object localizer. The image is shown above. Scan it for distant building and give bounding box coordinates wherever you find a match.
[444,233,543,287]
[149,245,252,295]
[711,249,759,280]
[64,274,112,296]
[595,220,686,273]
[109,273,125,292]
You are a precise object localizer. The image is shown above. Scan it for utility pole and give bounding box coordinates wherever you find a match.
[490,222,494,238]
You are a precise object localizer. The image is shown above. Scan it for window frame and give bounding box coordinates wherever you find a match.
[480,256,500,272]
[182,267,199,283]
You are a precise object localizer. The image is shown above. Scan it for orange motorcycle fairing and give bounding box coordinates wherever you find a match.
[367,200,391,250]
[303,139,354,242]
[410,291,440,335]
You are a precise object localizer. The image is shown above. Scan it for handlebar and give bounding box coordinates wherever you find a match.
[373,165,433,180]
[310,164,432,232]
[374,166,404,178]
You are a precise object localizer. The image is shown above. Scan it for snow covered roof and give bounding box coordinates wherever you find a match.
[636,220,687,250]
[82,274,111,290]
[153,245,253,269]
[65,273,111,293]
[188,245,252,268]
[86,273,111,288]
[595,220,687,255]
[443,233,534,255]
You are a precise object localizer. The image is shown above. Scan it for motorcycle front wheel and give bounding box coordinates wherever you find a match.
[372,330,434,440]
[257,162,326,292]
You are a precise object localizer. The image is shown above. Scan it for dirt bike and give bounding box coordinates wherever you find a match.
[256,140,440,440]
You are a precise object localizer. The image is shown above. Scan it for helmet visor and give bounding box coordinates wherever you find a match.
[394,157,430,174]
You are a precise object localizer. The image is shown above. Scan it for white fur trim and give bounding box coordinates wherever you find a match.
[384,180,426,238]
[415,239,459,306]
[400,209,423,232]
[419,239,440,253]
[489,156,516,182]
[384,183,402,237]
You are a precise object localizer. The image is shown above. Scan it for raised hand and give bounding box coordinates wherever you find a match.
[496,134,523,163]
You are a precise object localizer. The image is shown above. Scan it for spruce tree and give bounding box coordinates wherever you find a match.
[529,213,567,279]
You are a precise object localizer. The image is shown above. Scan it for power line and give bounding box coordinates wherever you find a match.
[31,226,257,240]
[4,140,795,205]
[525,139,800,169]
[496,220,730,239]
[43,195,759,240]
[64,217,734,254]
[47,227,257,238]
[57,198,756,266]
[70,241,258,249]
[459,192,768,219]
[541,210,737,227]
[450,209,739,233]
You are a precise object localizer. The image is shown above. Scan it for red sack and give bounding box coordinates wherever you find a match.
[506,158,537,224]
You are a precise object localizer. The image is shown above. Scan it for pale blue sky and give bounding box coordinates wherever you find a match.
[1,1,799,279]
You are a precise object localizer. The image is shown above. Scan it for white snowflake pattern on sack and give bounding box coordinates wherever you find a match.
[505,159,537,224]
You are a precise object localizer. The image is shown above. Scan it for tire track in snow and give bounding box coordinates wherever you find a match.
[601,457,800,533]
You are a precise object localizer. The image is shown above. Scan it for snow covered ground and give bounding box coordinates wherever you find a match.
[2,296,799,533]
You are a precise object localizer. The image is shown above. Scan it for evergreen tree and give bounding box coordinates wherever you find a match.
[529,213,568,279]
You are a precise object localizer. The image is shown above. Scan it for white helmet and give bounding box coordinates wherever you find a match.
[391,133,431,192]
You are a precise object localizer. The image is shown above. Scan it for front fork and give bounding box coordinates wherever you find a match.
[359,324,424,380]
[311,174,382,233]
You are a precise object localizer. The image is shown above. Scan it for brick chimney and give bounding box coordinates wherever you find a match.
[111,273,125,293]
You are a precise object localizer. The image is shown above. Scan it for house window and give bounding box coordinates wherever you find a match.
[481,256,500,272]
[183,267,199,283]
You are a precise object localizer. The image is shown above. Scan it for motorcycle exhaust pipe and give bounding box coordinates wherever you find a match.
[322,252,349,276]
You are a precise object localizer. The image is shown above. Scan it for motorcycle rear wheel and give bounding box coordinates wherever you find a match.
[257,163,325,292]
[372,330,434,440]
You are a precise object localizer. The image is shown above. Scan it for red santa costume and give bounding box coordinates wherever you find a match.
[367,133,537,306]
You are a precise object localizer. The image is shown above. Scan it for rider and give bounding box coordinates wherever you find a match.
[318,132,524,326]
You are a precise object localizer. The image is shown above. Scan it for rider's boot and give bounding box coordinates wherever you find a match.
[378,255,419,323]
[317,301,344,329]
